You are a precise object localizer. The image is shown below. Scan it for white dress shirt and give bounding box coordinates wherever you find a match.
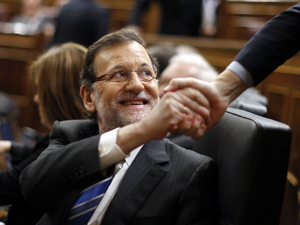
[227,61,254,87]
[88,128,142,225]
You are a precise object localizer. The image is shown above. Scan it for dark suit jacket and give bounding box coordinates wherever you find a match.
[51,0,109,47]
[129,0,203,36]
[1,135,48,225]
[167,133,195,150]
[20,120,218,225]
[234,2,300,86]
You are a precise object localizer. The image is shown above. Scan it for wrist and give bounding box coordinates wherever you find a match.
[213,69,247,104]
[116,120,151,155]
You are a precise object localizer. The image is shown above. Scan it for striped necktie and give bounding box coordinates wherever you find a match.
[67,176,113,225]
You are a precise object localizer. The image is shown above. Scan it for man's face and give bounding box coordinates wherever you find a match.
[92,42,159,133]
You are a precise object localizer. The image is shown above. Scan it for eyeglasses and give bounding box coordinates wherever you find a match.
[95,67,157,83]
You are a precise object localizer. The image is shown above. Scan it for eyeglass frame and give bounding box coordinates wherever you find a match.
[94,64,158,83]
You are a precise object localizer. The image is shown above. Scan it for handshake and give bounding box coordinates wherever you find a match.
[121,69,246,152]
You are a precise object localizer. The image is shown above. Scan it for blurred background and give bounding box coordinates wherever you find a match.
[0,0,300,223]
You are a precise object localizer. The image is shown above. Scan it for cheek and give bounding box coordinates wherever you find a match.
[95,82,122,102]
[147,82,159,99]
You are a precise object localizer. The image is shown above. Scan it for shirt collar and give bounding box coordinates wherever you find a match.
[125,145,143,166]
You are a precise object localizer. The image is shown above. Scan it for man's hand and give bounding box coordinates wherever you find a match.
[164,70,247,138]
[143,87,211,140]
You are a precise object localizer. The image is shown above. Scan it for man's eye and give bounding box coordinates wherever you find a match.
[140,70,151,76]
[112,71,125,78]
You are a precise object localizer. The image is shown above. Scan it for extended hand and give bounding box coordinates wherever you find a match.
[164,70,247,138]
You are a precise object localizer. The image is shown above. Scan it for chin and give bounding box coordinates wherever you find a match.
[123,114,144,125]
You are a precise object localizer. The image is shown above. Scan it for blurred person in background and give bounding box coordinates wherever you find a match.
[50,0,109,47]
[11,0,55,35]
[158,52,218,98]
[126,0,219,37]
[0,42,86,225]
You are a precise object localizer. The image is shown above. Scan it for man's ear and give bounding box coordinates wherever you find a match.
[80,85,96,113]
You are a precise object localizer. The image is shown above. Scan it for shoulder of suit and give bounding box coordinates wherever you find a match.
[163,138,214,165]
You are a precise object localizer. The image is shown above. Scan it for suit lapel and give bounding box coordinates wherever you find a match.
[102,139,169,224]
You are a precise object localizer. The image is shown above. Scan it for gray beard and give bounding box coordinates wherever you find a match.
[95,91,157,133]
[99,108,142,133]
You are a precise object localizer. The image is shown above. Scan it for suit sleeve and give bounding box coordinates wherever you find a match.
[129,0,152,26]
[20,121,106,209]
[176,157,218,225]
[234,2,300,86]
[10,142,34,164]
[0,136,48,205]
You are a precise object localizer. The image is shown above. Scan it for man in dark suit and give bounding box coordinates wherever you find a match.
[162,2,300,131]
[51,0,109,47]
[20,29,218,225]
[127,0,218,37]
[129,0,202,36]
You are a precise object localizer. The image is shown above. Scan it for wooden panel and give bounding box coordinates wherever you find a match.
[288,91,300,179]
[143,34,247,72]
[0,31,47,133]
[264,84,290,123]
[217,0,299,40]
[0,0,22,21]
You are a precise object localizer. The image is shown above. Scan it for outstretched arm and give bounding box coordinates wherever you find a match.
[164,2,300,136]
[233,2,300,86]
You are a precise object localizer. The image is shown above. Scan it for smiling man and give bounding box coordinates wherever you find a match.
[20,29,218,225]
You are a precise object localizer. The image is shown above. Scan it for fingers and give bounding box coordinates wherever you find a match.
[176,115,207,139]
[163,88,211,124]
[164,77,216,98]
[177,87,210,110]
[168,124,179,134]
[151,84,213,140]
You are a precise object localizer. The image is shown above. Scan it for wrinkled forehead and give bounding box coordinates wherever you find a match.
[94,42,152,73]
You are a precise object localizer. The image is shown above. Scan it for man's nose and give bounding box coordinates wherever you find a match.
[124,71,144,92]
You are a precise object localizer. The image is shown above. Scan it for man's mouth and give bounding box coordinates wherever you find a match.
[121,100,147,105]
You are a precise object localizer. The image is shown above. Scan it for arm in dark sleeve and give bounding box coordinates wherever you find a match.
[234,2,300,86]
[20,121,107,209]
[129,0,152,26]
[0,135,49,205]
[10,142,34,165]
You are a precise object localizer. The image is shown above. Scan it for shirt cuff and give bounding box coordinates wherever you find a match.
[226,61,254,87]
[98,128,126,170]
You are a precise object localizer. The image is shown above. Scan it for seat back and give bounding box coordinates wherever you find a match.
[193,108,291,225]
